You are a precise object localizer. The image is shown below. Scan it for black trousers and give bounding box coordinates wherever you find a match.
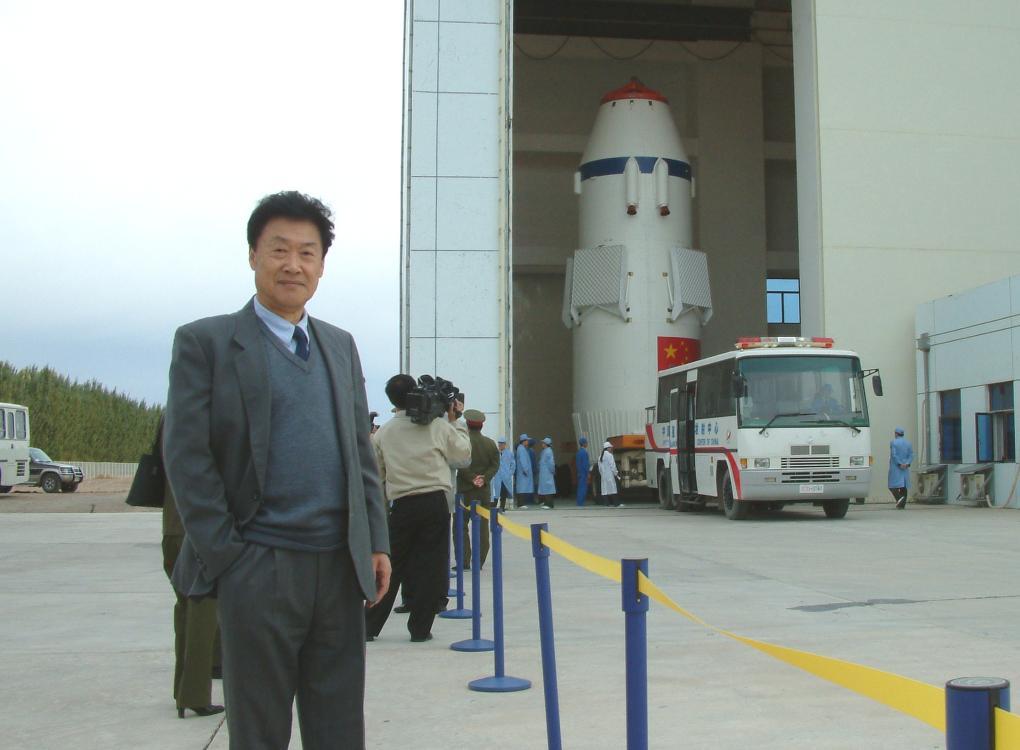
[890,486,908,502]
[366,491,449,639]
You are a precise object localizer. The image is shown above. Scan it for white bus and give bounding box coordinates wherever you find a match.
[0,402,31,493]
[646,337,883,519]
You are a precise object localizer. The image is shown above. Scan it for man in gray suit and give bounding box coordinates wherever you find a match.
[164,191,391,749]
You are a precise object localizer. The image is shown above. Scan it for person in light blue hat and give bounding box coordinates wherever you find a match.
[888,427,913,509]
[514,434,535,508]
[491,436,515,510]
[575,437,591,506]
[537,436,557,509]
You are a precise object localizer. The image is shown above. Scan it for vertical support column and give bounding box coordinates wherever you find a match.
[439,496,471,619]
[531,523,562,750]
[622,558,649,750]
[452,501,494,652]
[469,508,531,692]
[945,677,1010,750]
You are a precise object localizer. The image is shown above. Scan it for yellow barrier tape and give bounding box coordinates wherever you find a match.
[635,572,945,730]
[485,511,1020,740]
[997,707,1020,747]
[539,530,622,584]
[496,512,532,542]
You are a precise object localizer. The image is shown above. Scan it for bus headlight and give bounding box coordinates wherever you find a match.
[754,458,770,468]
[850,456,865,466]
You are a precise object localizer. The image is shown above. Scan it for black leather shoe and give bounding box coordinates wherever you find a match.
[393,604,410,613]
[366,634,376,642]
[409,633,433,642]
[178,705,224,718]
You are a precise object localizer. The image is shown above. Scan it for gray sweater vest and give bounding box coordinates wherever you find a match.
[243,325,348,551]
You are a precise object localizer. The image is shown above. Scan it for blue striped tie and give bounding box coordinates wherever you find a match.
[293,327,310,361]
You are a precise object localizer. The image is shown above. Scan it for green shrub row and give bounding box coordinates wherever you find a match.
[0,361,162,461]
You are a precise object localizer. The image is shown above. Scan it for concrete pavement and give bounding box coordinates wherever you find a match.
[3,501,1019,748]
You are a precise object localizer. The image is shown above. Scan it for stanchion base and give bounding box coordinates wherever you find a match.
[469,675,531,693]
[438,608,473,619]
[450,638,494,652]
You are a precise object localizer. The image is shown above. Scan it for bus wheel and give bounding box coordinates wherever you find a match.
[823,499,850,519]
[721,475,748,520]
[0,486,11,494]
[657,467,674,510]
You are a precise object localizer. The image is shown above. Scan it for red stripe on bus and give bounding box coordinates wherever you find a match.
[646,425,743,498]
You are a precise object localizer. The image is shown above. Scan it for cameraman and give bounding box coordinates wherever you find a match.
[366,374,471,642]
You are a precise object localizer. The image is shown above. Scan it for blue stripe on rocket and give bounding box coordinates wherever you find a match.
[579,156,691,182]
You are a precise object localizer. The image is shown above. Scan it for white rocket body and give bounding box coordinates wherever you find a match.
[565,80,711,451]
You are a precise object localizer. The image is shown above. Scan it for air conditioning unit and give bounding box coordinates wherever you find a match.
[914,465,947,504]
[917,472,941,498]
[961,472,988,503]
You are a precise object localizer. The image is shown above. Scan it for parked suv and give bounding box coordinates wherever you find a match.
[28,448,84,493]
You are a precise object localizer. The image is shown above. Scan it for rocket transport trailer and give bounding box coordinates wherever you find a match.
[645,337,883,519]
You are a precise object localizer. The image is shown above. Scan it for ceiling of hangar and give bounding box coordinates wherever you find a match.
[514,0,792,45]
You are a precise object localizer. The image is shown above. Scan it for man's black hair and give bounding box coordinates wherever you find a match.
[247,191,335,255]
[385,374,417,409]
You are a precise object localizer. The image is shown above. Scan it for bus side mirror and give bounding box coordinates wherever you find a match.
[872,375,883,397]
[731,374,747,398]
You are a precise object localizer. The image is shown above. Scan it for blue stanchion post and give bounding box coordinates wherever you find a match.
[531,523,563,750]
[945,677,1010,750]
[470,507,530,692]
[452,501,495,652]
[440,496,471,619]
[621,559,649,750]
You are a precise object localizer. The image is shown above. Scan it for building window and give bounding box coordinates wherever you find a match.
[939,390,962,462]
[977,382,1015,462]
[766,278,800,324]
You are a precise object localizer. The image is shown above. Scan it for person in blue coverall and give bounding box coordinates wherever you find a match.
[575,437,591,506]
[491,437,515,510]
[888,426,913,509]
[537,436,556,509]
[515,434,535,508]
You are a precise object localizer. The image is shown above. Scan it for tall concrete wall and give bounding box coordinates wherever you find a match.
[794,0,1020,498]
[401,0,509,439]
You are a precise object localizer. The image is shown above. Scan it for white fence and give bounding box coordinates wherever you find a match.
[66,461,138,479]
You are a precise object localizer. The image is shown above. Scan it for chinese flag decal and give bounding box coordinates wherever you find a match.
[657,336,700,371]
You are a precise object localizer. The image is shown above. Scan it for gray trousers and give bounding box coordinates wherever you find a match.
[217,543,366,750]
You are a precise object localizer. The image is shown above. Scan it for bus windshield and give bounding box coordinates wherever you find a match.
[737,355,869,429]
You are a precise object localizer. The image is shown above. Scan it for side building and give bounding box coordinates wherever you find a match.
[915,276,1020,508]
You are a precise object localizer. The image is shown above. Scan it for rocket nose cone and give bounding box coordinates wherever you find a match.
[600,77,668,105]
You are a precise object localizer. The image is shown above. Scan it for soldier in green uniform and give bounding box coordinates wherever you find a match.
[158,415,223,719]
[455,409,501,568]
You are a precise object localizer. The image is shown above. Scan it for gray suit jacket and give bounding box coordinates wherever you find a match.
[164,300,389,599]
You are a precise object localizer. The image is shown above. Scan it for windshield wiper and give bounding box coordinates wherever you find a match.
[758,412,816,435]
[806,416,861,434]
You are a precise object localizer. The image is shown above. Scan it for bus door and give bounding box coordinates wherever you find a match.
[674,384,698,496]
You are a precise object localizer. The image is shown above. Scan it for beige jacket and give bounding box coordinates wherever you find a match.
[373,411,471,501]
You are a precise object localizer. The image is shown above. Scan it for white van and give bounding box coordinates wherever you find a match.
[0,402,31,493]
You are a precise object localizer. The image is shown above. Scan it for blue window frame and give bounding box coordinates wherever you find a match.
[766,278,800,324]
[939,390,962,463]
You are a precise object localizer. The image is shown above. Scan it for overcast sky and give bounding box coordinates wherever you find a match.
[0,1,404,418]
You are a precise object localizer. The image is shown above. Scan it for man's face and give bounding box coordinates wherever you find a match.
[249,217,325,322]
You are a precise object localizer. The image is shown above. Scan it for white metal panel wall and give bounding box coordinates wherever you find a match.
[916,275,1020,507]
[795,0,1020,500]
[402,0,509,437]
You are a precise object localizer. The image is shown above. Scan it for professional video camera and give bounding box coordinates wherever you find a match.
[405,375,462,425]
